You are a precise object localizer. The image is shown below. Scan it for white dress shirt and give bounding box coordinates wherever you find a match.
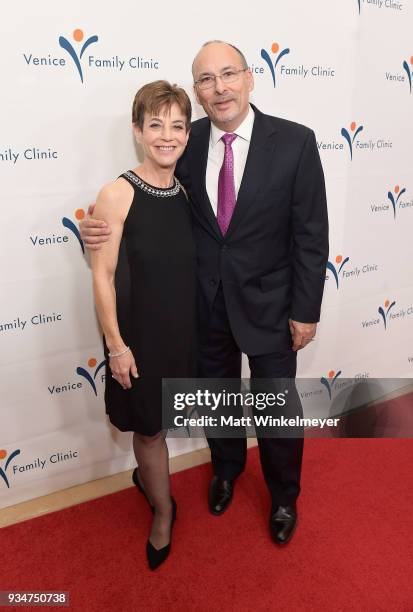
[206,105,255,216]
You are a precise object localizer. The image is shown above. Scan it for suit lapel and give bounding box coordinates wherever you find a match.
[188,119,222,240]
[225,106,278,239]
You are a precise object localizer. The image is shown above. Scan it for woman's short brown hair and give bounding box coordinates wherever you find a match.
[132,80,192,131]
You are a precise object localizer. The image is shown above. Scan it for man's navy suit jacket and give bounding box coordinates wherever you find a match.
[176,104,329,355]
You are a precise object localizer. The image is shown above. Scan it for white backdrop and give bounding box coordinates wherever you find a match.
[1,0,412,508]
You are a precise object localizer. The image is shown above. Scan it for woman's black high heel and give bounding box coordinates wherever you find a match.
[132,467,155,514]
[146,497,177,571]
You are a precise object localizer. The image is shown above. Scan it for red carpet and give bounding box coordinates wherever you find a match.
[2,440,413,611]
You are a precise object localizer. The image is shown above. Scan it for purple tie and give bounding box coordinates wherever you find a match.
[217,132,237,235]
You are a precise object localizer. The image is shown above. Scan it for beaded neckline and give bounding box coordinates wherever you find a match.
[124,170,181,198]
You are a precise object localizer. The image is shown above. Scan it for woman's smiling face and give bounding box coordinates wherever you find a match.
[134,103,190,169]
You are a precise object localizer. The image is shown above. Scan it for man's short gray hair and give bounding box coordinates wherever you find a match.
[192,40,249,77]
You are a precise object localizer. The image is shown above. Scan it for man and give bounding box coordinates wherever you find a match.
[80,41,328,544]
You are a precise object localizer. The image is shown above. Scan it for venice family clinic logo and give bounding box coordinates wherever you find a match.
[261,42,290,87]
[62,209,85,253]
[59,29,98,83]
[0,449,21,488]
[320,370,342,401]
[77,358,106,396]
[341,122,364,160]
[23,31,160,80]
[387,185,406,219]
[326,254,350,289]
[402,56,413,93]
[378,299,396,330]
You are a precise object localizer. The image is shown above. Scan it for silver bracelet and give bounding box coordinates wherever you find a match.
[109,346,130,358]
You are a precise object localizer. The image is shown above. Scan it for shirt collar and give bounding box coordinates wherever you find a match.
[210,104,255,148]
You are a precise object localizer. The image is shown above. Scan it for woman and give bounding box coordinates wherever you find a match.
[90,80,196,570]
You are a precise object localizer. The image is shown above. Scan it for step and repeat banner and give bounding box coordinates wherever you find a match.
[1,0,412,507]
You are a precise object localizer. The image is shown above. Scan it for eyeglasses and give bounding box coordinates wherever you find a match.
[194,68,248,90]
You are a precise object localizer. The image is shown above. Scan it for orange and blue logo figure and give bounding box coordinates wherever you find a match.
[341,122,364,160]
[261,42,290,88]
[59,29,98,83]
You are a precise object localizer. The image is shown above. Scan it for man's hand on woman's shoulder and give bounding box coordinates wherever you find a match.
[79,203,111,251]
[80,179,133,250]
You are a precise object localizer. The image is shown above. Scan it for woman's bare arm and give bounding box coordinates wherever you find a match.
[90,179,137,389]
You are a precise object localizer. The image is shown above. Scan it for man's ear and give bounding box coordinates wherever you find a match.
[247,69,255,93]
[193,85,201,106]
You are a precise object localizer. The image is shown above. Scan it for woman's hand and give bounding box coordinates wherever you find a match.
[110,350,139,389]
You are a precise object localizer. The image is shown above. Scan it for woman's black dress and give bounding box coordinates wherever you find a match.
[103,170,196,436]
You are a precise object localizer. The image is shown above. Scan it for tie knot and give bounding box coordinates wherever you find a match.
[222,132,237,147]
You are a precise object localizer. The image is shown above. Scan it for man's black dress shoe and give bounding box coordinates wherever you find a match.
[269,505,297,544]
[146,497,177,571]
[208,476,234,515]
[132,467,154,514]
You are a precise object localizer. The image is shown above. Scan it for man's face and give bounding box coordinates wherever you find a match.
[193,43,254,131]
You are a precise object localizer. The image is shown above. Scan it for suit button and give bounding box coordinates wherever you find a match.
[209,279,217,286]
